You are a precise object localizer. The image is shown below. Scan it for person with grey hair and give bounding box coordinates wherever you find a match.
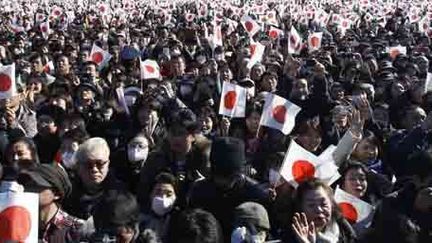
[63,137,126,223]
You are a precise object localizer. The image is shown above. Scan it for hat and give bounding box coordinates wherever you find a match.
[234,202,270,231]
[77,82,99,95]
[18,164,72,199]
[238,78,255,87]
[210,137,246,175]
[120,46,141,60]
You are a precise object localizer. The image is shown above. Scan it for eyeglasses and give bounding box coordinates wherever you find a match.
[86,160,109,170]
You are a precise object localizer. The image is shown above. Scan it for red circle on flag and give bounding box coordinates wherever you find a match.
[54,10,61,16]
[250,44,257,56]
[91,52,104,64]
[310,36,320,48]
[338,202,358,224]
[0,73,12,92]
[292,160,315,183]
[145,65,155,73]
[41,25,48,33]
[224,91,237,110]
[99,5,106,12]
[268,13,274,18]
[272,105,286,124]
[0,206,32,241]
[269,30,278,39]
[245,21,254,32]
[290,35,297,44]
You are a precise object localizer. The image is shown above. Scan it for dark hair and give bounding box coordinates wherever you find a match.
[62,128,90,144]
[169,209,223,243]
[338,160,369,187]
[5,137,40,166]
[29,52,44,63]
[152,172,178,195]
[60,114,86,133]
[293,179,342,222]
[168,108,198,133]
[245,101,263,118]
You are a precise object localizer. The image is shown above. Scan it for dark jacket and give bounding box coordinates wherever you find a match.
[63,172,126,220]
[137,137,210,210]
[362,182,432,243]
[188,175,269,241]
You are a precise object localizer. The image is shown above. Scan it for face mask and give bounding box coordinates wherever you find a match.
[124,95,137,107]
[171,49,181,56]
[196,55,206,64]
[215,54,224,61]
[62,151,76,169]
[127,147,148,162]
[231,227,266,243]
[151,195,176,216]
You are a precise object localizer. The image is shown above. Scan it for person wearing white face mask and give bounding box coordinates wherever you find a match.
[140,172,178,243]
[112,133,150,193]
[231,202,271,243]
[57,128,90,178]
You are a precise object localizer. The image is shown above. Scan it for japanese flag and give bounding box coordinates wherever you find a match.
[268,26,283,40]
[0,64,17,100]
[334,187,375,224]
[51,6,63,18]
[198,5,208,18]
[259,94,301,135]
[89,44,112,69]
[140,59,161,80]
[0,192,39,242]
[265,10,278,26]
[288,26,303,54]
[43,61,55,74]
[219,82,247,118]
[35,12,45,23]
[185,13,196,22]
[98,3,110,15]
[279,140,323,187]
[241,15,260,37]
[40,21,50,39]
[419,17,430,34]
[386,46,407,59]
[308,32,323,52]
[247,41,265,69]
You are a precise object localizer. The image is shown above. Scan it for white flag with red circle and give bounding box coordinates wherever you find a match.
[288,26,303,54]
[334,187,374,224]
[39,21,50,39]
[247,41,265,69]
[419,17,430,34]
[279,140,323,187]
[265,10,279,26]
[97,3,110,15]
[50,6,63,18]
[140,59,161,80]
[308,32,323,52]
[211,24,223,48]
[219,82,247,118]
[386,46,407,59]
[268,26,283,40]
[0,64,17,100]
[43,61,55,75]
[259,94,301,135]
[35,12,46,23]
[185,13,196,22]
[241,15,260,37]
[0,192,39,242]
[89,43,112,69]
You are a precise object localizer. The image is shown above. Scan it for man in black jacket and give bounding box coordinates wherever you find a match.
[188,137,269,241]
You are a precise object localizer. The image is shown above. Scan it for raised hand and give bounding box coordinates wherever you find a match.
[350,109,364,138]
[292,212,316,243]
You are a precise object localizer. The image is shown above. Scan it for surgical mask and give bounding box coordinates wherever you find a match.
[196,55,206,64]
[127,147,148,162]
[151,195,176,216]
[62,151,76,169]
[171,48,181,56]
[124,95,137,107]
[215,53,224,61]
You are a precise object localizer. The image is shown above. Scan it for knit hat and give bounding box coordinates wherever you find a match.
[18,164,72,199]
[234,202,270,231]
[210,137,246,175]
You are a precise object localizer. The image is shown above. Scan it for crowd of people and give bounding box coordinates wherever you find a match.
[0,0,432,242]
